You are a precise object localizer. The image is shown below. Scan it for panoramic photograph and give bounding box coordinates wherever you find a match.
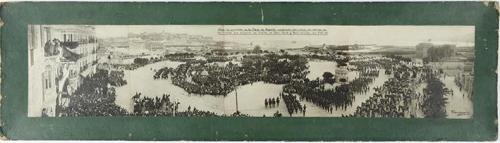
[27,25,474,118]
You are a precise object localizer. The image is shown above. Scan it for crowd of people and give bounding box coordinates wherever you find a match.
[354,57,426,118]
[343,61,381,109]
[279,58,387,115]
[44,39,61,56]
[354,78,414,118]
[61,69,128,116]
[153,67,174,80]
[132,93,179,116]
[132,92,223,117]
[170,61,239,95]
[159,53,310,96]
[86,48,456,118]
[175,107,219,117]
[108,70,127,86]
[349,77,374,94]
[260,54,309,84]
[206,55,231,63]
[421,72,448,118]
[350,60,379,71]
[280,92,305,116]
[282,77,355,113]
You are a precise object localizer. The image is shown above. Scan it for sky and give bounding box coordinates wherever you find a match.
[94,25,474,47]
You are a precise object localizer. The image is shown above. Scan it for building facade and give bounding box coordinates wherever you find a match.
[28,25,98,117]
[415,42,433,59]
[416,42,456,61]
[455,72,474,97]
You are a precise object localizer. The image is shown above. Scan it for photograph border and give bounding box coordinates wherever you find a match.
[1,2,498,140]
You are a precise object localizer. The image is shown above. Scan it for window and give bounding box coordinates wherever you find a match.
[46,28,50,41]
[42,77,46,102]
[42,69,52,90]
[45,79,49,89]
[48,73,52,89]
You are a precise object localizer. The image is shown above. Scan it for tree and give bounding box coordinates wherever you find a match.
[422,74,447,118]
[133,58,149,65]
[322,72,334,83]
[253,45,262,54]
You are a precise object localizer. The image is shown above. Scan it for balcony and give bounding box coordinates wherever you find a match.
[61,41,79,49]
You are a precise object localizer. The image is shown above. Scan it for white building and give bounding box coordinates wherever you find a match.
[28,25,98,117]
[416,42,433,59]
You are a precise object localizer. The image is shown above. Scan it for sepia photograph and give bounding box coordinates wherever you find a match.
[27,25,474,118]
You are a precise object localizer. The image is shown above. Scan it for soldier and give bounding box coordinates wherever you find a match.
[264,99,268,108]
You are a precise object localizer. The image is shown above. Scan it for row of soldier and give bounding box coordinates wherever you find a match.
[264,97,280,108]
